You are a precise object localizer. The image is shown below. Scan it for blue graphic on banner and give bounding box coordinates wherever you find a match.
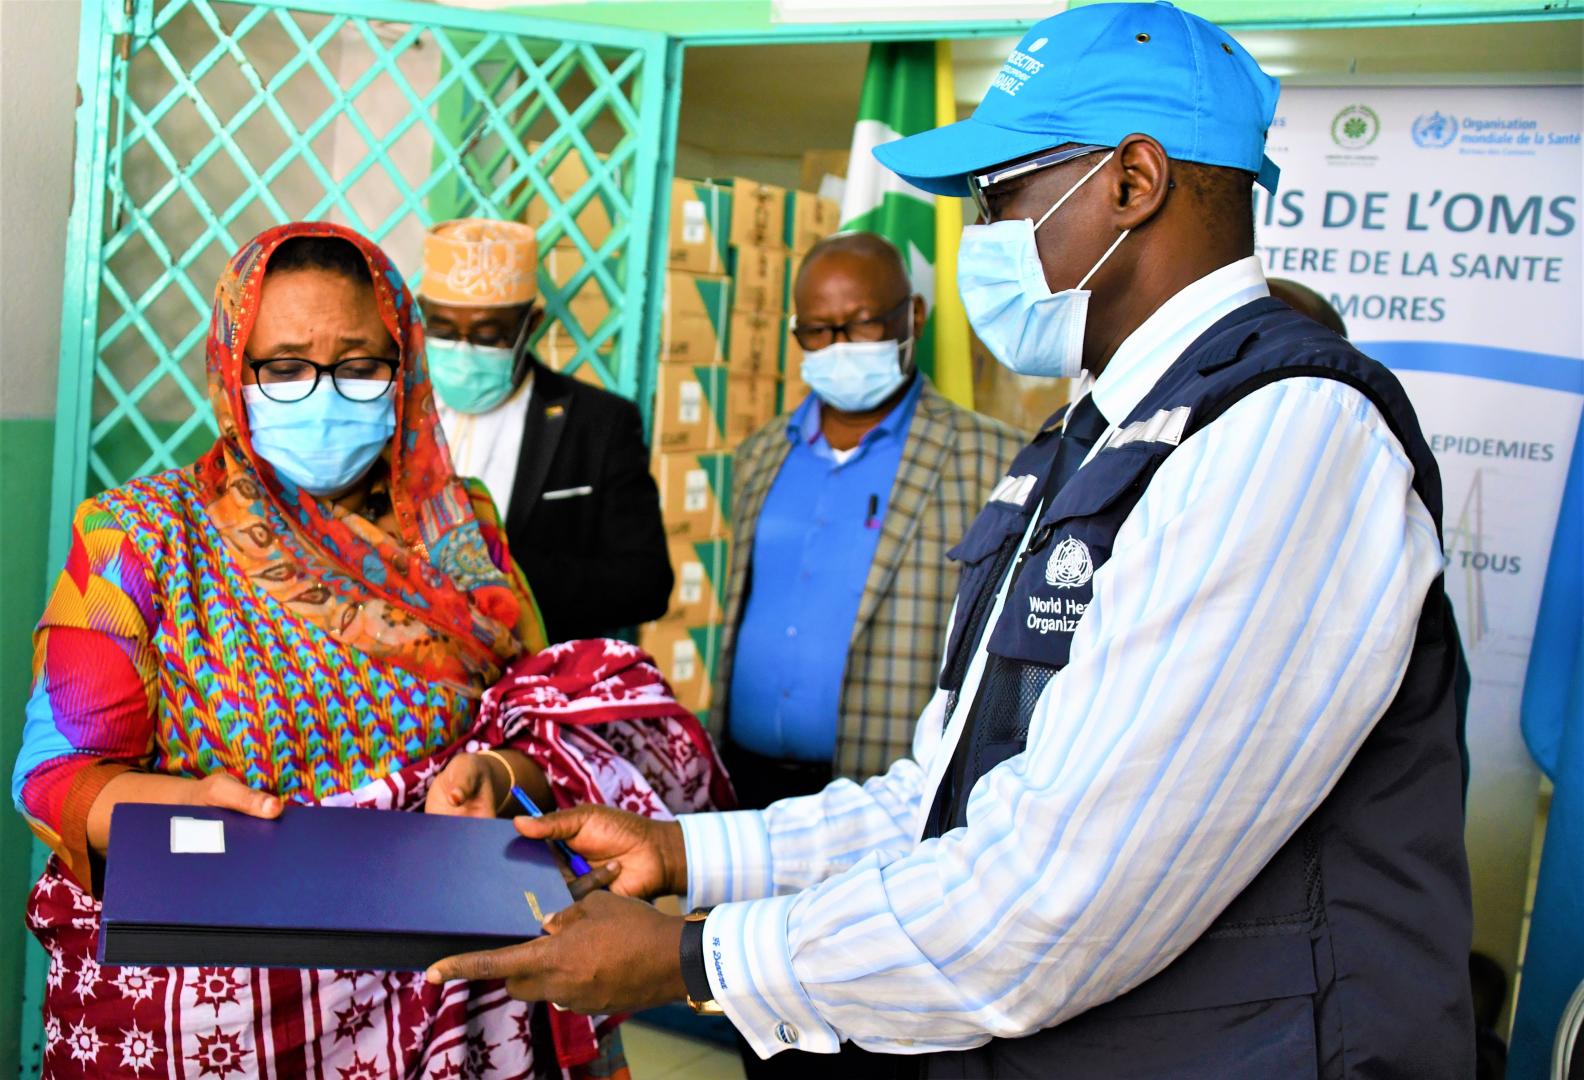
[1359,340,1584,394]
[1366,334,1583,1076]
[1510,410,1584,1080]
[1412,110,1460,149]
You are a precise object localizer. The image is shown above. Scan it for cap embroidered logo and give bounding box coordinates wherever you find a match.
[871,2,1285,197]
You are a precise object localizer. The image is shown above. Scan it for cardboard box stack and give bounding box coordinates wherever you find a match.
[641,178,840,723]
[642,177,734,722]
[525,142,624,390]
[779,190,839,413]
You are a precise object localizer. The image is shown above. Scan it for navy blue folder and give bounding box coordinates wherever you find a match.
[99,803,573,971]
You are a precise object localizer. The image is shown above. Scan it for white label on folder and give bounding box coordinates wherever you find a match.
[684,468,708,511]
[679,380,702,423]
[680,561,704,603]
[682,200,706,244]
[673,639,698,681]
[170,816,226,854]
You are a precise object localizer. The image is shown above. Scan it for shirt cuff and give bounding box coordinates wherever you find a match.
[60,761,136,895]
[704,896,839,1058]
[679,810,776,909]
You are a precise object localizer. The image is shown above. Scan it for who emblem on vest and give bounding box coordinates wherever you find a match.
[1044,537,1094,589]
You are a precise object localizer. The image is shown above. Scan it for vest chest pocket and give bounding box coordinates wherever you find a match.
[939,501,1034,692]
[988,447,1164,668]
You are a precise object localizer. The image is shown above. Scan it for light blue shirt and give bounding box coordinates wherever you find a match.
[727,376,924,762]
[678,257,1446,1057]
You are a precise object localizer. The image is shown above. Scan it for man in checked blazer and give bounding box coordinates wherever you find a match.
[711,233,1022,827]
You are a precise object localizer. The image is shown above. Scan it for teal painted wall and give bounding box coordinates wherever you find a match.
[0,421,55,1079]
[1,1,81,1072]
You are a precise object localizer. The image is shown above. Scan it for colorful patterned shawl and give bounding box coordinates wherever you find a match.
[29,642,734,1079]
[18,222,734,1078]
[198,220,545,690]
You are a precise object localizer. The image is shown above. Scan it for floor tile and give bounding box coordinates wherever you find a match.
[624,1020,745,1080]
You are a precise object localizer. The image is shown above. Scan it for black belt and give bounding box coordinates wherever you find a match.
[722,742,833,809]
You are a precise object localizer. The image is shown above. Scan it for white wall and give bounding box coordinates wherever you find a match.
[0,0,81,424]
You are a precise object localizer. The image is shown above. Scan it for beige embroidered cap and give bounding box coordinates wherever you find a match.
[419,218,539,307]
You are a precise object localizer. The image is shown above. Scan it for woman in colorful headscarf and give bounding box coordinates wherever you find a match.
[13,222,732,1080]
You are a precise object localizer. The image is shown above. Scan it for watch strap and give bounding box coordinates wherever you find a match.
[679,915,714,1004]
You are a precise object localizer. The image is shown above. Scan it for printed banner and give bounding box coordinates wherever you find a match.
[1256,86,1583,972]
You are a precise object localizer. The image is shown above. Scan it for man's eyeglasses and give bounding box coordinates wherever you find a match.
[969,144,1110,223]
[790,295,912,352]
[246,356,398,403]
[427,329,516,348]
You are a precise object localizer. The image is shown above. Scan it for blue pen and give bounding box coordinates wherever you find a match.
[509,786,593,877]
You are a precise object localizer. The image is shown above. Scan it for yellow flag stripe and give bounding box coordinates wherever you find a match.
[932,39,974,410]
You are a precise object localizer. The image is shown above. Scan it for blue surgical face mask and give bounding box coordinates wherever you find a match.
[243,382,396,496]
[427,338,518,414]
[800,336,913,414]
[958,151,1128,379]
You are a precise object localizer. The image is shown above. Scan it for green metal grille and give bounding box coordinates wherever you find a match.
[74,0,668,495]
[23,1,671,1070]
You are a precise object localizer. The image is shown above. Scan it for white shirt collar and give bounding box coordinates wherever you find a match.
[1089,255,1269,427]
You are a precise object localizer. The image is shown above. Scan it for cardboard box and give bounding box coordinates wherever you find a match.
[785,191,841,254]
[536,324,611,390]
[655,449,732,539]
[799,149,850,196]
[668,179,731,274]
[728,178,788,251]
[659,314,724,367]
[660,537,730,625]
[727,311,783,376]
[785,249,814,311]
[541,243,622,336]
[638,619,721,719]
[665,271,732,323]
[727,374,780,446]
[653,364,729,453]
[522,141,621,250]
[659,272,731,365]
[780,324,813,415]
[730,242,788,314]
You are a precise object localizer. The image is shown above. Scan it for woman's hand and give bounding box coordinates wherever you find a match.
[425,753,506,818]
[88,770,283,854]
[186,772,285,818]
[513,806,687,901]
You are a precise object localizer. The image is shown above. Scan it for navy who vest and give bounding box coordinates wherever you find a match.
[917,298,1474,1080]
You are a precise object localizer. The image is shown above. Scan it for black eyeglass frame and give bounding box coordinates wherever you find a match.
[968,143,1111,223]
[789,294,914,352]
[245,355,399,404]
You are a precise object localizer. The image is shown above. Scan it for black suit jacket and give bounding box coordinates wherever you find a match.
[503,360,672,642]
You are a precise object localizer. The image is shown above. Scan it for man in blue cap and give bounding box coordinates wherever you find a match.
[427,5,1475,1076]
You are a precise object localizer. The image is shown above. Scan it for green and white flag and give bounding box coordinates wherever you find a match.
[840,42,939,379]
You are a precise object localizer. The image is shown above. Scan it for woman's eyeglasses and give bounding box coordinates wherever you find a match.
[246,356,398,403]
[791,295,912,352]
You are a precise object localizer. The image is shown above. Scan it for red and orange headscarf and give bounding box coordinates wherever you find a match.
[194,221,540,692]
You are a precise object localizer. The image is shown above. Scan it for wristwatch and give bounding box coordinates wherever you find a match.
[680,910,725,1015]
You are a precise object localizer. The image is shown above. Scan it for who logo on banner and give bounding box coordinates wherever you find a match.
[1413,110,1460,149]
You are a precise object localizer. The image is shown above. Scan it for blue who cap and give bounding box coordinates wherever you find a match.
[874,1,1281,196]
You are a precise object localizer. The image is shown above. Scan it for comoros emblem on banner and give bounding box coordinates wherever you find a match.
[1412,110,1459,148]
[1045,536,1094,589]
[1331,103,1382,150]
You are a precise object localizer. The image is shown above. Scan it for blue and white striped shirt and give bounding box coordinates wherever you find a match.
[679,256,1445,1058]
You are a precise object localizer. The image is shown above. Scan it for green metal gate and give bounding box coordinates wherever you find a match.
[26,0,673,1069]
[52,0,672,504]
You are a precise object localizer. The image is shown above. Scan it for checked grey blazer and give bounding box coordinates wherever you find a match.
[710,380,1023,781]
